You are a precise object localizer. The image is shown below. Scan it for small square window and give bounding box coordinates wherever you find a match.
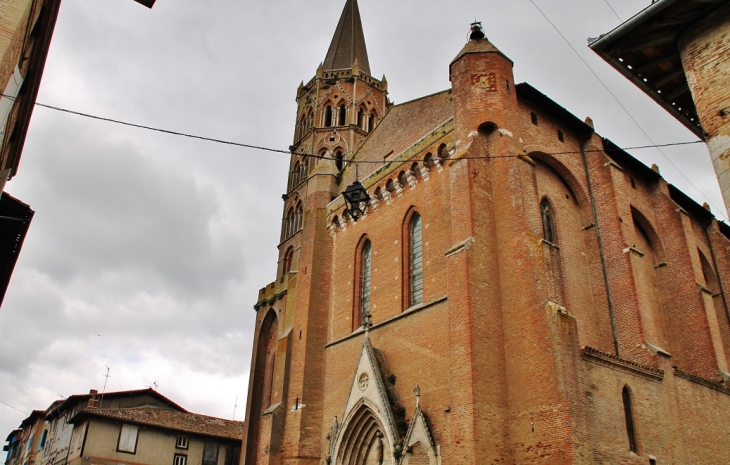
[176,436,188,450]
[173,453,187,465]
[557,130,564,142]
[531,112,538,126]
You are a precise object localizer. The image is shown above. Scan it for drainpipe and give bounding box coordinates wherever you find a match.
[580,136,620,356]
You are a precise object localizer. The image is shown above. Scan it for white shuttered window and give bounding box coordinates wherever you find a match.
[117,424,138,453]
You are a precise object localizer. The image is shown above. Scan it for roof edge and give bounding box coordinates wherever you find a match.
[589,0,680,51]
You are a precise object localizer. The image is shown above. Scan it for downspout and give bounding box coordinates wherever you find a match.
[580,136,620,356]
[704,221,730,329]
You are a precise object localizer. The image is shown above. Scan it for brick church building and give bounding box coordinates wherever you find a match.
[241,1,730,463]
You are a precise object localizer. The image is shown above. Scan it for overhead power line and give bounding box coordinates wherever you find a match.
[0,400,29,415]
[0,93,712,209]
[527,0,727,221]
[601,0,623,22]
[13,93,703,161]
[34,101,292,155]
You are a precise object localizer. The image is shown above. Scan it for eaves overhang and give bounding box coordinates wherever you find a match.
[589,0,729,140]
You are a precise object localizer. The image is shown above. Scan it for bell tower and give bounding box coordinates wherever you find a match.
[243,2,389,464]
[285,0,389,227]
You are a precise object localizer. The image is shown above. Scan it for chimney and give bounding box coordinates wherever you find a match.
[88,390,100,409]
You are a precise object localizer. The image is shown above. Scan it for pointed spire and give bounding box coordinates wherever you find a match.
[323,0,371,75]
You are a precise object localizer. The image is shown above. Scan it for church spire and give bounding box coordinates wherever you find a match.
[323,0,371,75]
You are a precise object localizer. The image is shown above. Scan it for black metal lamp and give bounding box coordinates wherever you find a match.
[342,181,370,221]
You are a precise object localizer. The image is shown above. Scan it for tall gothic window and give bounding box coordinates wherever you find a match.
[339,104,347,126]
[324,105,333,127]
[622,386,638,453]
[541,198,556,244]
[356,239,372,329]
[409,213,424,306]
[335,150,343,171]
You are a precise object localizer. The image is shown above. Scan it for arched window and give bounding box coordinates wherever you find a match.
[335,150,343,171]
[295,202,303,232]
[305,108,313,133]
[291,161,301,188]
[357,108,364,129]
[324,105,333,127]
[355,238,372,330]
[622,386,638,453]
[541,198,556,244]
[409,212,424,307]
[339,104,347,126]
[368,113,376,132]
[284,207,295,239]
[283,247,294,276]
[246,310,278,464]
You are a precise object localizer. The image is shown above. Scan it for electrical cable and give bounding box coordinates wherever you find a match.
[0,400,28,415]
[13,93,702,161]
[2,93,714,210]
[601,0,623,22]
[528,0,727,220]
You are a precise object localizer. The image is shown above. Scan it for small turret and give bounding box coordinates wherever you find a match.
[450,21,519,142]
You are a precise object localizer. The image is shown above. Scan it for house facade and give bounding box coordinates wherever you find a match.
[242,1,730,463]
[3,388,241,465]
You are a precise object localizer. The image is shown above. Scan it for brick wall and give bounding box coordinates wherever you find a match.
[243,32,730,465]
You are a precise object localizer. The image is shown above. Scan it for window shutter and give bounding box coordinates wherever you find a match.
[118,424,138,453]
[0,66,23,139]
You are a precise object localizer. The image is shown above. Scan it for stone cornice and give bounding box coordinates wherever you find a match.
[673,367,730,396]
[582,347,664,381]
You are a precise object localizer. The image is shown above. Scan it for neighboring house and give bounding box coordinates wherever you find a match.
[3,429,21,464]
[0,0,154,307]
[3,388,241,465]
[242,1,730,463]
[3,410,46,465]
[590,0,730,217]
[42,389,186,465]
[66,408,242,465]
[0,0,61,306]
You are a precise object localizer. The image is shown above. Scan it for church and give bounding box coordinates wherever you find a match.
[241,1,730,463]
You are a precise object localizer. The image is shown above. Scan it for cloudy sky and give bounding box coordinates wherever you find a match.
[0,0,723,436]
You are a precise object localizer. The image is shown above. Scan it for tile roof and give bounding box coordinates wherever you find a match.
[47,388,186,419]
[341,89,454,187]
[71,407,244,442]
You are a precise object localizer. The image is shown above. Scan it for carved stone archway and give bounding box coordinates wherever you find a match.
[337,404,391,465]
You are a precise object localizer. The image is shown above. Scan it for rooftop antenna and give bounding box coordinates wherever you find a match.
[233,397,239,420]
[99,365,111,407]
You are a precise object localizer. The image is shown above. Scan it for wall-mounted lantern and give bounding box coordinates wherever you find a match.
[342,181,370,221]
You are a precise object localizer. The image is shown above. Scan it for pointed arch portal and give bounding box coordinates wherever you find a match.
[336,404,391,465]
